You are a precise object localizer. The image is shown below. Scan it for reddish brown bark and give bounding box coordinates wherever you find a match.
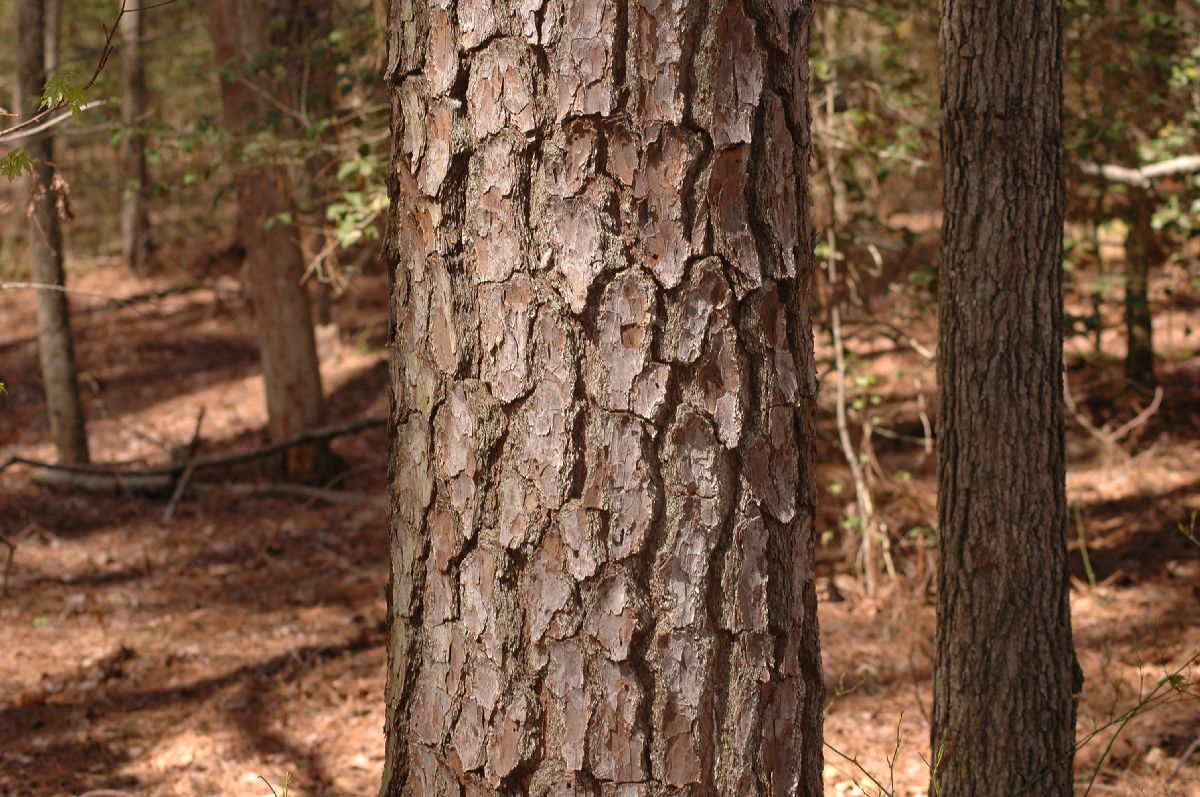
[383,2,823,794]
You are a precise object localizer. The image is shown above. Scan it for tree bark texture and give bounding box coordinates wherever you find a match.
[382,1,823,795]
[16,0,90,465]
[935,1,1078,795]
[120,1,152,273]
[207,0,331,482]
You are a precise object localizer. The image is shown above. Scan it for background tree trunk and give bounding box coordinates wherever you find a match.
[16,0,90,465]
[382,1,823,795]
[120,1,152,273]
[1123,187,1157,389]
[289,0,337,326]
[1118,0,1175,392]
[206,0,332,482]
[43,0,60,73]
[934,1,1078,794]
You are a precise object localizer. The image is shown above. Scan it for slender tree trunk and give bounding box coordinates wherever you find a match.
[934,1,1079,795]
[206,0,332,482]
[43,0,60,72]
[1123,189,1156,389]
[1119,0,1175,392]
[382,2,823,795]
[16,0,90,465]
[292,0,337,326]
[120,1,152,273]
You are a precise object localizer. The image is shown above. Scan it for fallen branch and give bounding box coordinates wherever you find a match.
[194,481,387,508]
[0,414,388,490]
[0,281,143,303]
[28,468,172,493]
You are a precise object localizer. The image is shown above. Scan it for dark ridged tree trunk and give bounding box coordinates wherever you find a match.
[382,1,824,795]
[207,0,332,482]
[119,1,152,273]
[934,1,1079,795]
[16,0,90,465]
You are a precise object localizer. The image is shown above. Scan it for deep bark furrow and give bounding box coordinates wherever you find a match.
[383,2,822,794]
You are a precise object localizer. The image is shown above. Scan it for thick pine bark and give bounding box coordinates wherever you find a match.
[207,0,332,482]
[382,2,823,795]
[934,1,1078,794]
[119,2,152,273]
[16,0,90,465]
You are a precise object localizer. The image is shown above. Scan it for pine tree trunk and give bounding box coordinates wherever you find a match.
[207,0,332,482]
[382,2,823,795]
[120,1,152,274]
[934,1,1079,794]
[16,0,90,465]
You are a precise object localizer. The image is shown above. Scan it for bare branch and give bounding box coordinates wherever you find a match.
[1078,155,1200,189]
[0,101,105,142]
[1,415,387,485]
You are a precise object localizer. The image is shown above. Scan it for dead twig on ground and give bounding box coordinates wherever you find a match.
[1168,735,1199,784]
[1064,380,1164,462]
[195,481,387,508]
[162,408,206,524]
[824,739,896,797]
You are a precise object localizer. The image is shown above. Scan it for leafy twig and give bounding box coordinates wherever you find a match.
[0,2,129,144]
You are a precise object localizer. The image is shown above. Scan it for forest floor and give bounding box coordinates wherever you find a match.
[1,254,1198,797]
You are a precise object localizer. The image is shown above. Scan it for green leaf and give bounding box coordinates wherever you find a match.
[40,71,88,117]
[0,149,33,181]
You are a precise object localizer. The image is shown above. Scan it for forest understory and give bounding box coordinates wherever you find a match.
[1,249,1197,797]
